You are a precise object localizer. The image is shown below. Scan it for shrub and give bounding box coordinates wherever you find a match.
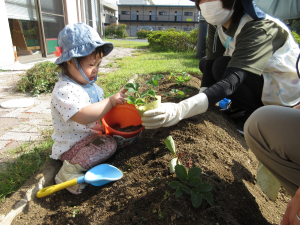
[15,61,59,96]
[136,29,150,39]
[292,31,300,45]
[105,23,128,38]
[147,28,198,52]
[189,28,199,49]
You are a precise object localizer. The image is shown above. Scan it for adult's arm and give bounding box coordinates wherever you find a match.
[203,67,249,106]
[200,24,225,88]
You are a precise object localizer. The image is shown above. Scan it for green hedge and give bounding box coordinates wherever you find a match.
[292,31,300,44]
[105,23,128,38]
[147,28,198,52]
[136,29,150,39]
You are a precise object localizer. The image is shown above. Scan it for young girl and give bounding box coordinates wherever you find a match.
[50,23,127,194]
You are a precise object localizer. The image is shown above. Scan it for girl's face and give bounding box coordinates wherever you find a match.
[68,53,102,84]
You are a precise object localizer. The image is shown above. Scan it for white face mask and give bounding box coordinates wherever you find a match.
[200,1,234,26]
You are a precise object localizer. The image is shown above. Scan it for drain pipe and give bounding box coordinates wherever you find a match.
[196,16,208,58]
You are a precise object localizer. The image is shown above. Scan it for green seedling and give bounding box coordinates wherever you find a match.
[183,86,193,93]
[145,74,164,87]
[72,209,80,217]
[158,208,164,220]
[164,190,170,200]
[125,82,156,106]
[169,72,191,86]
[170,89,186,98]
[164,136,186,173]
[126,163,132,170]
[169,164,214,208]
[164,87,193,99]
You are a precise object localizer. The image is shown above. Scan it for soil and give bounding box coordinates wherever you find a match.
[2,74,291,225]
[117,125,143,133]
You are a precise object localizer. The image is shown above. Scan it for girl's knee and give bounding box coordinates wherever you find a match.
[70,135,117,169]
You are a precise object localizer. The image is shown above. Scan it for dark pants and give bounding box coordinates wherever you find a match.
[199,56,264,114]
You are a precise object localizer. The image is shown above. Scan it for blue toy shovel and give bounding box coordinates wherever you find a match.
[36,164,123,198]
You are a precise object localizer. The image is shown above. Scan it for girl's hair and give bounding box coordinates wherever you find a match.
[196,0,245,25]
[57,46,106,76]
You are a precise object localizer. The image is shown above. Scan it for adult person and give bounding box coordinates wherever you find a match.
[141,0,300,135]
[244,1,300,224]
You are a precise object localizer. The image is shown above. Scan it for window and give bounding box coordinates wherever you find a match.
[159,12,167,15]
[184,12,193,16]
[121,11,130,15]
[183,27,193,31]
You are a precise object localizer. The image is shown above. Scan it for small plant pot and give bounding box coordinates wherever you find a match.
[136,95,161,117]
[101,103,144,149]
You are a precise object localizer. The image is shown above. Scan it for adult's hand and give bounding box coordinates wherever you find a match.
[141,93,208,129]
[293,104,300,110]
[281,187,300,225]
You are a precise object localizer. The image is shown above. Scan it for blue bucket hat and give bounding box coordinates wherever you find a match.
[54,23,113,65]
[241,0,266,20]
[190,0,266,21]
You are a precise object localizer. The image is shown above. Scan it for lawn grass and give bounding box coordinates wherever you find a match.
[105,39,149,49]
[0,129,54,202]
[98,50,201,97]
[0,40,202,202]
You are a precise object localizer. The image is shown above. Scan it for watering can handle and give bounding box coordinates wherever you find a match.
[36,178,78,198]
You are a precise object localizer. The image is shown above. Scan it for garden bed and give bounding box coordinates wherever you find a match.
[6,74,290,224]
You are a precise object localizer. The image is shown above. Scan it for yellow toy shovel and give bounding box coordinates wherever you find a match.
[36,164,123,198]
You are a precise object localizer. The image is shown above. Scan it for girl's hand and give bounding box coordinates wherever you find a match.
[109,89,127,107]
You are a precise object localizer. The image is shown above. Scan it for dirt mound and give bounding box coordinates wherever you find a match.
[2,74,290,225]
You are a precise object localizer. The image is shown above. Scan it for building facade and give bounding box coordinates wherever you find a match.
[103,1,118,25]
[1,0,117,66]
[118,4,199,36]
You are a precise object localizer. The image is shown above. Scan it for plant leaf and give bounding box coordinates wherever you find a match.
[197,183,213,192]
[175,186,183,197]
[188,167,202,178]
[175,164,188,182]
[181,185,191,195]
[136,99,146,105]
[191,189,202,208]
[124,83,139,93]
[153,74,164,81]
[169,181,180,189]
[164,136,176,155]
[187,177,202,187]
[202,192,214,206]
[152,80,158,86]
[147,89,156,97]
[125,96,136,105]
[140,92,147,98]
[170,89,179,94]
[145,80,152,86]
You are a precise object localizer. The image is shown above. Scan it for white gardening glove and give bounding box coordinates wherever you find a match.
[199,87,208,93]
[55,160,88,195]
[142,93,208,129]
